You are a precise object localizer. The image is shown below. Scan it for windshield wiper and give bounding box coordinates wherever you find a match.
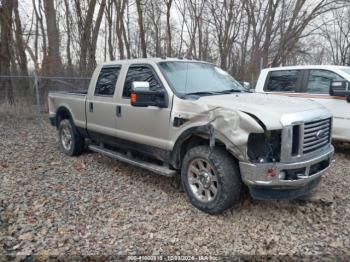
[183,91,221,96]
[215,89,244,94]
[183,89,245,98]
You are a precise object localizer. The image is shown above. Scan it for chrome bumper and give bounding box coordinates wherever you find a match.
[239,145,334,188]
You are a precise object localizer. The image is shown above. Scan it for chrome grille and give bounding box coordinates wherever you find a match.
[303,118,331,154]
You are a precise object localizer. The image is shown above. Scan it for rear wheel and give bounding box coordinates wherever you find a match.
[181,145,242,214]
[58,119,84,156]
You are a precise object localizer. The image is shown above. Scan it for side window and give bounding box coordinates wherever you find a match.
[95,67,121,96]
[265,70,301,92]
[305,70,344,93]
[123,65,162,97]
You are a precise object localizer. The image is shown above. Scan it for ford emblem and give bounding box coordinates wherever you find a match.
[315,130,328,139]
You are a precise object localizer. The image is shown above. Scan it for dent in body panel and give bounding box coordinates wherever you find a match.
[170,99,265,161]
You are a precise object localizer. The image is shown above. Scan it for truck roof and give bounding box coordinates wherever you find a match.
[262,65,350,72]
[101,57,211,66]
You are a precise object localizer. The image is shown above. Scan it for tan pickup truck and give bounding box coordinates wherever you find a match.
[48,58,334,214]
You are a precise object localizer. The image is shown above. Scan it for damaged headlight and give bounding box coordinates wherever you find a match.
[247,130,281,163]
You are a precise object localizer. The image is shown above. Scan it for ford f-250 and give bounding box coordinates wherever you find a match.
[48,58,334,214]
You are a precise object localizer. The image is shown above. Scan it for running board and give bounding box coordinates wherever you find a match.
[88,145,177,177]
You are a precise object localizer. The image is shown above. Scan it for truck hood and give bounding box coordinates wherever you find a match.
[198,93,325,129]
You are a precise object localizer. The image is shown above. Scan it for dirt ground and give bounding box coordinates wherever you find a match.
[1,116,350,260]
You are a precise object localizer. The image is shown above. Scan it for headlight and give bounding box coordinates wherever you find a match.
[247,130,281,163]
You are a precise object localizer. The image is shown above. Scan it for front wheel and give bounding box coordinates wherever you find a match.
[58,119,84,156]
[181,146,242,214]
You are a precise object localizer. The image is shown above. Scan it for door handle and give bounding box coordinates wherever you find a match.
[89,102,93,112]
[116,105,121,117]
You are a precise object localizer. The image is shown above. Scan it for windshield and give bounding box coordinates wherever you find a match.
[340,67,350,77]
[158,61,245,96]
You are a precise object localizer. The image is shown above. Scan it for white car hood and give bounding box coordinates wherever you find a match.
[198,93,326,129]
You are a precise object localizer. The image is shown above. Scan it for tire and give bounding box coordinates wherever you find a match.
[58,119,84,156]
[181,145,242,214]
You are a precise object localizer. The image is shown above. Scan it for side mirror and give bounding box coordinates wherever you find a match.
[242,81,251,90]
[330,80,350,96]
[130,81,167,108]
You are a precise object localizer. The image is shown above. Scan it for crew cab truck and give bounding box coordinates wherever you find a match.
[48,58,334,214]
[255,65,350,142]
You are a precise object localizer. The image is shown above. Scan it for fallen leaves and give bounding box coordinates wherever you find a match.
[73,161,86,172]
[112,164,121,172]
[1,119,350,257]
[32,200,48,212]
[50,161,60,166]
[0,162,9,171]
[18,232,33,242]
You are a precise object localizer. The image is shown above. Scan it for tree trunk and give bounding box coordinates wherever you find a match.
[114,0,126,59]
[136,0,147,58]
[122,20,131,59]
[262,0,279,68]
[42,0,63,76]
[78,0,97,75]
[88,0,106,72]
[13,0,30,93]
[13,0,29,77]
[165,0,173,57]
[107,0,115,60]
[64,0,73,74]
[125,2,131,58]
[0,0,14,104]
[33,0,47,58]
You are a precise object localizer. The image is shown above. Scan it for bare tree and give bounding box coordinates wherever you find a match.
[272,0,340,66]
[76,0,96,75]
[164,0,173,57]
[13,0,29,78]
[114,0,128,59]
[147,0,162,57]
[33,0,47,62]
[63,0,73,73]
[42,0,63,76]
[88,0,107,72]
[136,0,147,58]
[0,0,14,103]
[209,0,244,70]
[320,8,350,65]
[106,0,116,60]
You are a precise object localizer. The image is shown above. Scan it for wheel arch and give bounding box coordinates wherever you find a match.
[170,125,236,170]
[55,106,74,128]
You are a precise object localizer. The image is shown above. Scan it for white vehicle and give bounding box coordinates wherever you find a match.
[255,65,350,142]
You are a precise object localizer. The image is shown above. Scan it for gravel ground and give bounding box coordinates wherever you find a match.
[1,117,350,259]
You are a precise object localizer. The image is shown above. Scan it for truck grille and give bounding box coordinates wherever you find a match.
[303,118,331,154]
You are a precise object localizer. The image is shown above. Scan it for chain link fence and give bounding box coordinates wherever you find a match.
[0,75,90,125]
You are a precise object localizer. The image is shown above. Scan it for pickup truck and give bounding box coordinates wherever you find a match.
[255,65,350,142]
[48,58,334,214]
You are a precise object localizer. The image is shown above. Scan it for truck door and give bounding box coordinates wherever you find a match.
[300,69,350,141]
[114,64,172,150]
[86,65,122,143]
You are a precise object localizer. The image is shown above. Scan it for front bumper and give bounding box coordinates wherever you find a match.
[239,145,334,189]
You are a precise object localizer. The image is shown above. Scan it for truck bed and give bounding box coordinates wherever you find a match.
[48,91,87,129]
[49,90,88,96]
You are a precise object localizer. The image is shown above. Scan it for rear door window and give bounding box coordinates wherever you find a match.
[265,70,301,92]
[305,69,344,93]
[95,67,121,96]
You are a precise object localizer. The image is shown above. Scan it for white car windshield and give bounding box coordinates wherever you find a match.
[340,67,350,77]
[158,61,245,96]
